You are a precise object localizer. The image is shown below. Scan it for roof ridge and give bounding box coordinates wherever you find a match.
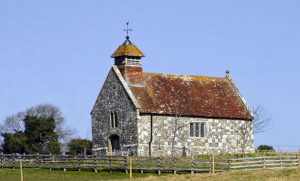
[143,72,225,80]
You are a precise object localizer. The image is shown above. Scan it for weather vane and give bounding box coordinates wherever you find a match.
[124,21,132,38]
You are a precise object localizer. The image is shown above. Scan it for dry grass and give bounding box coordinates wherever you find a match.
[122,168,300,181]
[1,167,300,181]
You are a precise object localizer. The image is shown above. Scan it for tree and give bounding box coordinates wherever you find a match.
[0,104,73,154]
[1,131,26,154]
[238,121,253,156]
[238,105,272,156]
[169,97,187,157]
[0,104,74,143]
[25,104,74,142]
[47,142,61,154]
[170,113,185,157]
[0,112,25,134]
[67,139,92,156]
[252,105,272,134]
[24,115,59,154]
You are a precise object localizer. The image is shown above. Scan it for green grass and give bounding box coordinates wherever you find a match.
[0,168,151,181]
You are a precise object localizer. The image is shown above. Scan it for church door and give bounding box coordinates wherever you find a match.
[109,134,120,151]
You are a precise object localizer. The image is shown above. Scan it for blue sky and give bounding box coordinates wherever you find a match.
[1,1,300,150]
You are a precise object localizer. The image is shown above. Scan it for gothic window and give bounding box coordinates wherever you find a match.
[110,111,118,128]
[114,111,118,127]
[190,122,205,137]
[110,112,113,127]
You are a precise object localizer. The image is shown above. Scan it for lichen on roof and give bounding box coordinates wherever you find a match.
[111,36,145,58]
[123,71,252,120]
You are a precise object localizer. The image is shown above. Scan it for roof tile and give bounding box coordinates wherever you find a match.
[125,72,252,120]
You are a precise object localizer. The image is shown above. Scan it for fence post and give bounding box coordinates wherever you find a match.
[78,157,81,171]
[50,154,54,171]
[20,161,23,181]
[129,157,132,179]
[191,156,195,174]
[263,157,266,169]
[298,150,300,168]
[140,157,144,174]
[109,156,112,172]
[36,153,39,168]
[157,157,161,175]
[124,157,128,174]
[211,154,215,174]
[22,153,26,169]
[173,157,177,174]
[63,156,66,171]
[94,156,98,173]
[11,154,15,169]
[228,159,232,172]
[47,153,51,170]
[97,156,101,171]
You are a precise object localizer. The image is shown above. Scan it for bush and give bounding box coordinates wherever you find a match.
[47,142,61,154]
[257,145,274,152]
[67,139,92,156]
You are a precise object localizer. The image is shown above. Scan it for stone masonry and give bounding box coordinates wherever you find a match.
[137,115,254,157]
[91,66,254,156]
[91,67,139,155]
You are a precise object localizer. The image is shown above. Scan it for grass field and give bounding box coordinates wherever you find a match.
[1,168,300,181]
[138,168,300,181]
[0,168,151,181]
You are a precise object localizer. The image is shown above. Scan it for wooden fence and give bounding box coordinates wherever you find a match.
[0,154,298,175]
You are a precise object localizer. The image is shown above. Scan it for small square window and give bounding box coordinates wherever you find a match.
[190,122,206,137]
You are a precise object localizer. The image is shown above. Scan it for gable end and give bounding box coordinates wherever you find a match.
[91,66,140,115]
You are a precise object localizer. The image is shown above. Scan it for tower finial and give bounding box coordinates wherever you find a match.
[226,69,230,75]
[225,69,231,79]
[124,21,132,39]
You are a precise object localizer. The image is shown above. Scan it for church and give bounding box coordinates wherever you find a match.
[91,33,254,157]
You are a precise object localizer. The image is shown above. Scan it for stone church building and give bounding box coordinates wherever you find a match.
[91,35,254,156]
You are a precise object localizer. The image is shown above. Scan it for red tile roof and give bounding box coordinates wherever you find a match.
[126,72,252,120]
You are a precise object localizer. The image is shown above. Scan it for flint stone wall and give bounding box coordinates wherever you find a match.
[137,115,254,157]
[91,68,138,155]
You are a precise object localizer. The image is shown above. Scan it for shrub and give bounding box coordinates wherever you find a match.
[257,145,274,152]
[67,139,92,156]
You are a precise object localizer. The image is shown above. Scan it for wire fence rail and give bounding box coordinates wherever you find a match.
[0,154,299,175]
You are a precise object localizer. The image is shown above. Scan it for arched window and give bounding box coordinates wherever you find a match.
[114,111,118,127]
[110,111,118,128]
[110,112,114,127]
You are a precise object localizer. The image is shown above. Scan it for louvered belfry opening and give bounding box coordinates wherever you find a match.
[111,36,145,86]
